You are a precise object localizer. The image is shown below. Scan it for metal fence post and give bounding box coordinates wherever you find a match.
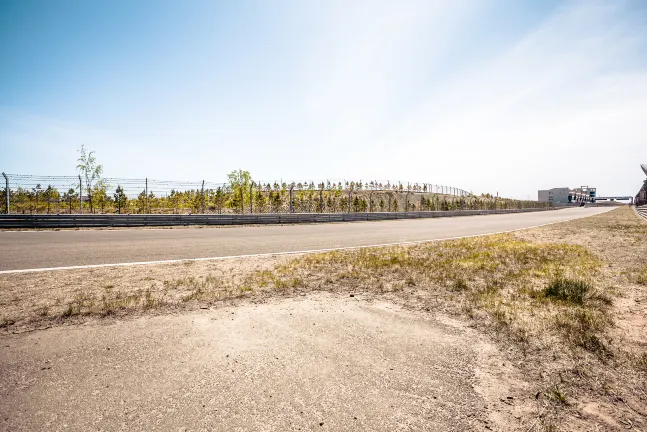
[202,180,205,213]
[289,185,294,213]
[369,191,373,212]
[79,175,83,214]
[2,173,9,214]
[388,194,391,212]
[145,178,149,214]
[250,183,253,214]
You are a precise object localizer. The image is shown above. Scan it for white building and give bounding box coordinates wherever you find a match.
[538,186,596,204]
[538,187,570,204]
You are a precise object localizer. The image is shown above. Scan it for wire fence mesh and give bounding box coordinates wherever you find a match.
[0,173,552,215]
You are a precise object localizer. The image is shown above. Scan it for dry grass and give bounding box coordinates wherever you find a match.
[1,207,645,430]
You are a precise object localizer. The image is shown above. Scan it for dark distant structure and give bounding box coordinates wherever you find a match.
[636,164,647,206]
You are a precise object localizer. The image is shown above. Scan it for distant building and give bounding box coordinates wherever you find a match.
[636,164,647,206]
[538,186,596,204]
[572,186,596,202]
[538,187,569,204]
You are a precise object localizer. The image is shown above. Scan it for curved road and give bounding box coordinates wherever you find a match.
[0,207,610,272]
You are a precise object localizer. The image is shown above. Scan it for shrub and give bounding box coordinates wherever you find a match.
[544,277,592,304]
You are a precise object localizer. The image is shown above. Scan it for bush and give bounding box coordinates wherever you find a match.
[544,277,592,304]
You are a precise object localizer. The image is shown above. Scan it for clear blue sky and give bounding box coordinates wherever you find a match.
[1,0,646,198]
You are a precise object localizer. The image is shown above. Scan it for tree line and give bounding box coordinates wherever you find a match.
[0,148,550,214]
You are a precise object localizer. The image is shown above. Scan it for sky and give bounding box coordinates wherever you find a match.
[1,0,646,199]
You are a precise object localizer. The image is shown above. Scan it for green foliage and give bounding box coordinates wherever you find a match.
[113,186,127,213]
[76,145,103,213]
[62,188,78,214]
[7,165,553,215]
[42,185,59,214]
[92,180,110,213]
[227,169,252,213]
[545,277,592,304]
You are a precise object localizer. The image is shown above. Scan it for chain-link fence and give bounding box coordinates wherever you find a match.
[0,173,552,215]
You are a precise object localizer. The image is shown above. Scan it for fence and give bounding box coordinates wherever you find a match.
[0,208,559,228]
[0,173,551,215]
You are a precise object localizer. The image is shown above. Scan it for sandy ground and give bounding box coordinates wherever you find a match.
[0,294,523,432]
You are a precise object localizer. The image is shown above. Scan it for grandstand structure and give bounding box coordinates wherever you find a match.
[636,164,647,206]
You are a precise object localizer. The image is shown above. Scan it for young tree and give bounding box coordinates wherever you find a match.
[227,169,252,213]
[213,187,225,214]
[31,184,43,214]
[92,180,109,213]
[352,196,361,212]
[76,145,103,213]
[43,185,60,214]
[114,185,127,214]
[254,189,267,213]
[136,190,147,213]
[62,188,78,214]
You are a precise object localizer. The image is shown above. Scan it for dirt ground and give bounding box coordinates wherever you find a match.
[0,294,524,432]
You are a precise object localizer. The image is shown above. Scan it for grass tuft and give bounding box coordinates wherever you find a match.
[544,277,592,305]
[554,308,611,356]
[636,267,647,285]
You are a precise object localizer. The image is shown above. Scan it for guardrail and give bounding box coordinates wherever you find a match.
[0,207,559,228]
[636,205,647,221]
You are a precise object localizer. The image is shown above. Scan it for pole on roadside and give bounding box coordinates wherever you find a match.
[289,185,294,213]
[202,180,205,214]
[250,183,253,214]
[145,178,149,214]
[2,173,9,214]
[79,175,83,214]
[319,184,324,213]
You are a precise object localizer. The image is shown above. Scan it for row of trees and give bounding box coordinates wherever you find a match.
[0,148,547,214]
[1,183,550,215]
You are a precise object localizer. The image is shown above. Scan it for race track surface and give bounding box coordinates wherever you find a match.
[0,207,610,271]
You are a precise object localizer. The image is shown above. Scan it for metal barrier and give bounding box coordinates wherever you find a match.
[0,207,558,228]
[636,205,647,221]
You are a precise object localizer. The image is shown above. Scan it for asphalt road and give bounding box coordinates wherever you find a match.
[0,207,610,271]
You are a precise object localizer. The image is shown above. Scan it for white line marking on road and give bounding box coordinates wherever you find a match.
[0,209,608,275]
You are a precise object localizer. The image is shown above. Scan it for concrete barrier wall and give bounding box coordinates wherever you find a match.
[0,207,559,228]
